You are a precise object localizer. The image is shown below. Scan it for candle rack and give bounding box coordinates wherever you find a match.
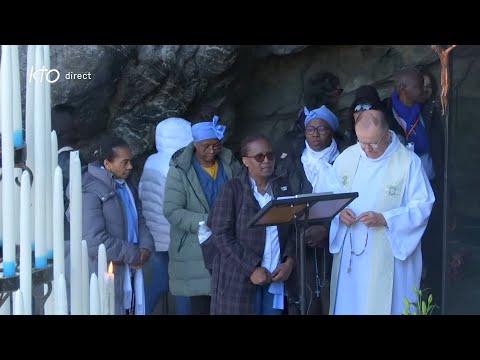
[0,145,34,186]
[0,253,53,314]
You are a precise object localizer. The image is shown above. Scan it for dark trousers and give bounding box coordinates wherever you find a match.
[285,245,332,315]
[190,295,211,315]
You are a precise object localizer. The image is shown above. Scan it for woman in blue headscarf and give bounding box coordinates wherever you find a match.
[275,104,342,315]
[163,105,242,314]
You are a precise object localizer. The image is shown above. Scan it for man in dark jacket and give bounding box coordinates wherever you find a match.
[383,67,444,310]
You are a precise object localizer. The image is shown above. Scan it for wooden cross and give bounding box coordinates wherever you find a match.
[431,45,457,116]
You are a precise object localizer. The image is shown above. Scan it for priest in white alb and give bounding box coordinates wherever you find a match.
[328,109,435,315]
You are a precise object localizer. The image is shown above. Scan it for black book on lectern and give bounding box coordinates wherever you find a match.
[248,192,359,228]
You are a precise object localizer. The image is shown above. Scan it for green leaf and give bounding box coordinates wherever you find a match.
[403,297,410,308]
[428,294,433,305]
[422,301,427,315]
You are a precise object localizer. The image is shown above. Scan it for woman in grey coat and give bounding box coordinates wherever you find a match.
[163,107,242,314]
[82,136,155,315]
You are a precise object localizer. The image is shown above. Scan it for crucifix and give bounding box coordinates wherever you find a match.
[431,45,457,116]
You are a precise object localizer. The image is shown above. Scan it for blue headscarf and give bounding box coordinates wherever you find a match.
[304,105,339,131]
[191,115,226,142]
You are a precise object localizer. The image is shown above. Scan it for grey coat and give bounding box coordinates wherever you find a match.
[163,142,242,297]
[81,163,155,315]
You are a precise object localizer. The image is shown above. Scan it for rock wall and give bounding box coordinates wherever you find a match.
[10,44,480,218]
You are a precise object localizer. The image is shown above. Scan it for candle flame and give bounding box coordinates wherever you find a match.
[108,261,113,274]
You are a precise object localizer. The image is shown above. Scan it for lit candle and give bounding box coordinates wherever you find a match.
[44,45,53,260]
[81,240,90,315]
[69,150,82,315]
[19,170,32,315]
[53,166,65,285]
[33,44,46,269]
[13,290,24,315]
[89,273,100,315]
[104,262,115,315]
[1,45,17,276]
[11,45,22,148]
[55,273,68,315]
[97,243,107,314]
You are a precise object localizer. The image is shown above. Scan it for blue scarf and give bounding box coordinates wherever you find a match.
[115,180,138,245]
[391,91,429,155]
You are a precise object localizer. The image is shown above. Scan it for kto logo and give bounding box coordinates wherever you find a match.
[29,65,60,83]
[28,66,92,83]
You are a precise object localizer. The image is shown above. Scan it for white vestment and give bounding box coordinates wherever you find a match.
[329,131,435,315]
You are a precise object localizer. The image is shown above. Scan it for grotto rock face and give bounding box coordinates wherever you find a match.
[14,44,480,218]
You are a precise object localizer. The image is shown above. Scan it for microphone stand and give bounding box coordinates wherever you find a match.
[300,203,310,315]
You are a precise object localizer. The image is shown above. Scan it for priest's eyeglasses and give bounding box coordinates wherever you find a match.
[354,104,372,112]
[357,132,388,150]
[244,152,275,163]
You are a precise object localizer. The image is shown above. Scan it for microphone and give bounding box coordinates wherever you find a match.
[270,169,288,199]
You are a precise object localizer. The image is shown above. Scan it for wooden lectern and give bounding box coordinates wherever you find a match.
[249,192,359,315]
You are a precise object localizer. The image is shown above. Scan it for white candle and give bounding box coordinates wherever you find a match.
[51,131,58,176]
[44,284,54,315]
[19,170,32,315]
[13,290,24,315]
[33,44,46,269]
[104,262,115,315]
[0,169,2,253]
[44,45,53,260]
[13,167,22,246]
[25,46,35,250]
[97,243,107,315]
[11,45,22,249]
[81,240,90,315]
[1,45,16,276]
[69,151,82,314]
[53,166,65,285]
[25,45,36,176]
[55,273,68,315]
[89,273,100,315]
[11,45,22,148]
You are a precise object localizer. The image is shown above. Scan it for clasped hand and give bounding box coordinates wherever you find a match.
[250,258,294,285]
[340,208,386,227]
[304,224,328,248]
[130,248,151,269]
